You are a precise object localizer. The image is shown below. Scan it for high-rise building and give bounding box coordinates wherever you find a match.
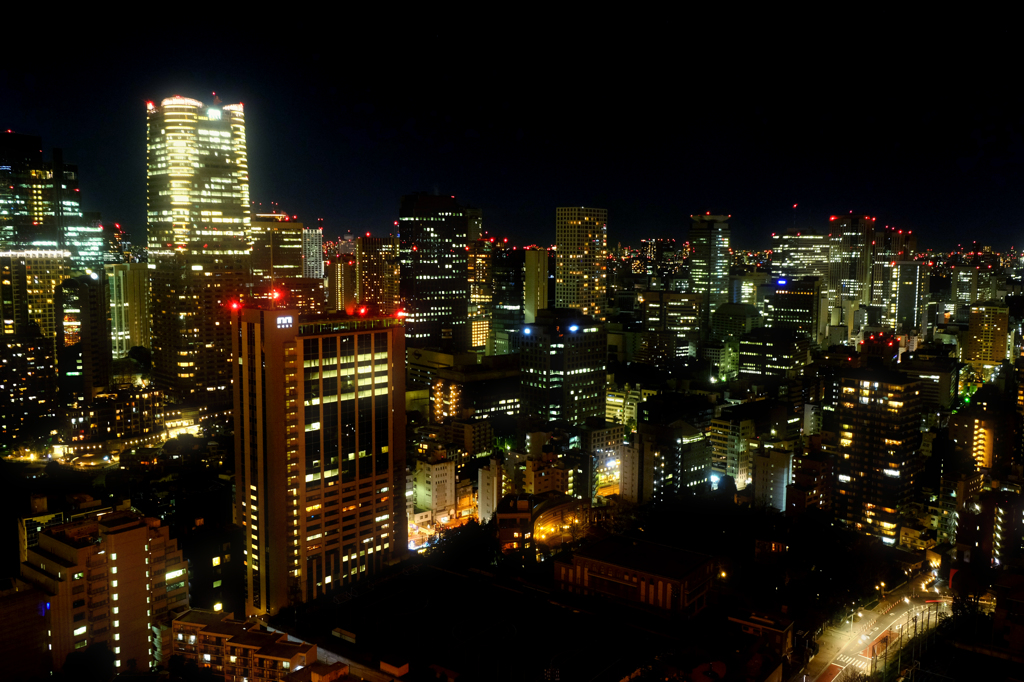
[326,257,357,313]
[889,261,925,333]
[772,229,830,280]
[302,226,324,279]
[523,247,549,324]
[467,238,494,349]
[0,133,103,267]
[56,273,111,406]
[555,206,608,319]
[232,306,406,616]
[765,276,827,347]
[106,263,151,356]
[962,301,1010,382]
[0,325,57,447]
[356,236,400,315]
[146,96,251,403]
[397,193,471,352]
[826,214,875,325]
[19,511,189,674]
[688,214,731,333]
[835,368,922,542]
[869,227,916,326]
[520,309,606,425]
[0,250,71,338]
[251,213,304,281]
[490,244,527,355]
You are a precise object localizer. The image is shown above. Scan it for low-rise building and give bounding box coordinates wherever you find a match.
[554,536,712,616]
[172,609,317,681]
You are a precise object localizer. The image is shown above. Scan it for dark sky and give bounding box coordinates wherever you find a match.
[3,25,1023,252]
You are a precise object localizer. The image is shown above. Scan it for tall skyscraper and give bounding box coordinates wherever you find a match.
[355,236,400,315]
[688,214,731,333]
[772,228,830,280]
[555,207,608,319]
[889,261,925,334]
[835,368,922,543]
[467,238,494,349]
[523,247,549,324]
[232,307,406,616]
[765,276,827,347]
[0,133,103,267]
[302,225,324,279]
[56,273,111,405]
[146,96,251,403]
[397,193,471,351]
[106,262,151,356]
[327,257,357,313]
[826,214,875,325]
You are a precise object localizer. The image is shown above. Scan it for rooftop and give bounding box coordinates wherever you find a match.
[571,536,711,581]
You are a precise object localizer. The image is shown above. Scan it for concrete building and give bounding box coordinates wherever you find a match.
[412,453,456,522]
[302,226,324,279]
[772,228,830,280]
[56,273,111,406]
[738,327,811,379]
[326,257,357,314]
[20,511,189,674]
[753,445,794,512]
[171,609,317,681]
[231,306,407,615]
[765,276,827,347]
[712,302,763,342]
[478,457,503,524]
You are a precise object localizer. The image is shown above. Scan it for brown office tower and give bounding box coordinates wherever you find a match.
[232,307,407,617]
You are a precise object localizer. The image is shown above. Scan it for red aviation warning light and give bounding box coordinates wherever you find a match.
[272,290,282,301]
[357,306,368,316]
[230,302,240,310]
[396,309,409,318]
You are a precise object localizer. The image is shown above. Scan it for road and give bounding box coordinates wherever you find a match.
[806,578,948,682]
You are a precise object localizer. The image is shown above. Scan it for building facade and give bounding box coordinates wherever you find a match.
[232,307,406,616]
[555,207,608,319]
[146,95,251,403]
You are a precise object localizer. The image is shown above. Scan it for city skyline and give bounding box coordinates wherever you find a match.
[2,31,1023,252]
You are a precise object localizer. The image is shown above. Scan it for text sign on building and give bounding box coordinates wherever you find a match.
[277,316,294,329]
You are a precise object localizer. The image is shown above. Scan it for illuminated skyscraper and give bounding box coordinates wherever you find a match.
[0,250,71,338]
[772,228,830,280]
[467,238,494,348]
[523,247,549,324]
[146,95,251,402]
[826,214,874,325]
[555,207,607,319]
[302,226,324,279]
[356,236,400,315]
[0,134,103,268]
[251,213,304,281]
[688,214,731,333]
[835,368,922,542]
[397,193,471,351]
[232,307,406,616]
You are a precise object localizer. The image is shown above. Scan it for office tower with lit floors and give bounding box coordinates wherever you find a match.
[397,193,471,352]
[232,306,406,616]
[520,309,606,426]
[835,368,922,542]
[688,214,731,334]
[555,207,608,319]
[467,237,494,349]
[826,214,875,325]
[356,235,400,315]
[302,225,324,279]
[146,96,251,403]
[106,262,151,356]
[250,213,304,281]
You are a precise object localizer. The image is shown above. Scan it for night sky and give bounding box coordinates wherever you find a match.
[2,26,1022,251]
